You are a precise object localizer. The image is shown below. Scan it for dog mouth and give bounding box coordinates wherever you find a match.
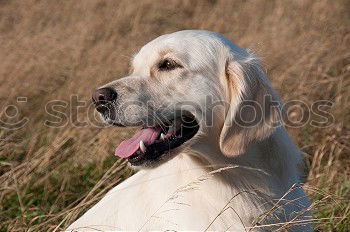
[114,115,199,166]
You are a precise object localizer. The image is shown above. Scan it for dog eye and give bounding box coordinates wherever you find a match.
[158,59,181,71]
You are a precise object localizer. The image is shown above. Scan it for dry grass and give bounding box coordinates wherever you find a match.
[0,0,349,231]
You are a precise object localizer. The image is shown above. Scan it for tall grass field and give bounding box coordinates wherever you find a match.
[0,0,349,231]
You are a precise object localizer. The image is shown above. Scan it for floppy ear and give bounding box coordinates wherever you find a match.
[219,51,282,156]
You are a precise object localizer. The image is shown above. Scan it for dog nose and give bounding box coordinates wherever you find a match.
[92,87,117,113]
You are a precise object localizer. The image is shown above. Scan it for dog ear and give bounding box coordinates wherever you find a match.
[219,52,282,156]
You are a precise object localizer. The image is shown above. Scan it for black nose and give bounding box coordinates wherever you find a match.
[92,87,117,113]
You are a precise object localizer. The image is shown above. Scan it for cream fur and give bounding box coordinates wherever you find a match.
[67,30,312,231]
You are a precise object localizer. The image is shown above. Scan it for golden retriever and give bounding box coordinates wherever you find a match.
[67,30,312,231]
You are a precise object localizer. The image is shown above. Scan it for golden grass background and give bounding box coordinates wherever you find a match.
[0,0,349,231]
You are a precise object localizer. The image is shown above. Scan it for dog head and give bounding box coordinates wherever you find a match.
[92,30,281,167]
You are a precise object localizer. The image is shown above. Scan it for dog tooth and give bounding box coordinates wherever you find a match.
[140,140,146,153]
[160,133,166,140]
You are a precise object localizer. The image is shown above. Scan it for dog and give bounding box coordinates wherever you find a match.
[67,30,312,231]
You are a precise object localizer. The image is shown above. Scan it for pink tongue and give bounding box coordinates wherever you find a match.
[115,127,162,158]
